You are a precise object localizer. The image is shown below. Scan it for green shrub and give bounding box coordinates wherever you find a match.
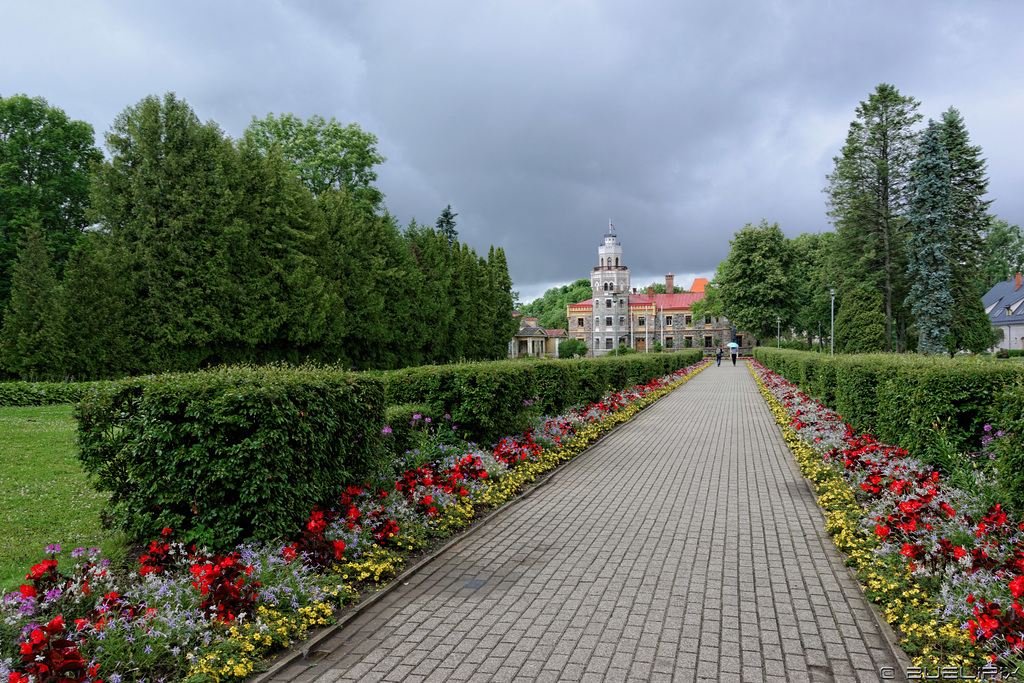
[75,364,385,549]
[383,402,435,458]
[992,386,1024,514]
[532,361,580,415]
[0,381,105,406]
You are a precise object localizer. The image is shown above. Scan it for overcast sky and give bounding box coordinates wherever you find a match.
[4,1,1023,303]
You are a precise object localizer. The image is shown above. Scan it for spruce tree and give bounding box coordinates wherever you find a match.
[436,204,459,246]
[936,107,998,354]
[0,221,67,379]
[905,120,954,354]
[939,107,991,275]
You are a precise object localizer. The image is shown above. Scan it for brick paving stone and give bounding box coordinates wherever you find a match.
[264,363,904,683]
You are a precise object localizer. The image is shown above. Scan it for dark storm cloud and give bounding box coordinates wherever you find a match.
[3,1,1022,303]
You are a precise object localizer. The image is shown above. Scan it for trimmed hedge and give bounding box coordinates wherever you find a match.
[754,347,1024,457]
[380,351,702,445]
[75,365,385,549]
[0,381,106,406]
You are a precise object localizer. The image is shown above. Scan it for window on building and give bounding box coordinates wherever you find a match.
[619,317,625,327]
[705,315,712,325]
[601,258,604,267]
[606,299,612,308]
[704,336,713,348]
[684,315,692,326]
[665,315,672,326]
[684,336,693,347]
[577,318,584,327]
[619,299,625,307]
[638,316,646,327]
[603,282,608,291]
[665,337,674,348]
[606,317,613,326]
[605,338,613,349]
[615,257,619,266]
[594,316,600,328]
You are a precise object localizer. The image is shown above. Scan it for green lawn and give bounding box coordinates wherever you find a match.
[0,404,127,593]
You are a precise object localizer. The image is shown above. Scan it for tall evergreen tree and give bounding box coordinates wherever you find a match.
[90,93,236,371]
[935,107,998,355]
[59,231,139,379]
[0,221,66,379]
[487,246,519,356]
[938,107,991,275]
[405,223,456,364]
[312,190,403,369]
[826,83,922,352]
[905,120,954,355]
[436,204,459,246]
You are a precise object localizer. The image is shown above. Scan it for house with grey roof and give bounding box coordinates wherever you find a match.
[983,273,1024,351]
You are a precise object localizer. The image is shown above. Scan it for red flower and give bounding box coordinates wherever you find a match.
[1010,575,1024,599]
[875,525,890,538]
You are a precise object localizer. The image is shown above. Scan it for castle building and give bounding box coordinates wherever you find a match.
[565,230,756,356]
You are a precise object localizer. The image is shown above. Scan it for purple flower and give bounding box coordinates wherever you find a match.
[382,426,392,435]
[425,417,431,424]
[71,547,87,559]
[45,544,61,555]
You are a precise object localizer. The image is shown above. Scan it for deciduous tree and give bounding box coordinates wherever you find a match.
[246,113,385,212]
[714,220,795,343]
[0,94,101,309]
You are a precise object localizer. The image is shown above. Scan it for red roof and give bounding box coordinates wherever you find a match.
[545,328,567,337]
[568,292,705,310]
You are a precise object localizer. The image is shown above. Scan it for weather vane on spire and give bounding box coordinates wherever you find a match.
[609,219,615,233]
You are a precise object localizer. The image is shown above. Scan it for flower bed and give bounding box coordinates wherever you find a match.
[1,360,709,683]
[749,360,1024,677]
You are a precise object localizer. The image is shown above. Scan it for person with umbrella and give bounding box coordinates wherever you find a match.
[728,342,739,366]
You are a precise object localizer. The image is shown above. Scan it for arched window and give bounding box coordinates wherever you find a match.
[615,257,619,266]
[600,258,604,267]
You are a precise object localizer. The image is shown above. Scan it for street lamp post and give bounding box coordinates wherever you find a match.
[777,315,781,348]
[830,287,835,356]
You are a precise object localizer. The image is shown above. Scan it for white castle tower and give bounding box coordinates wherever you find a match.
[590,227,631,353]
[591,231,631,299]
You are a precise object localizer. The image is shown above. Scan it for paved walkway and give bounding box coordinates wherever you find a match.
[266,361,904,682]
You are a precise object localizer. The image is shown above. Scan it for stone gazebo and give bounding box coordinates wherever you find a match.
[510,317,567,358]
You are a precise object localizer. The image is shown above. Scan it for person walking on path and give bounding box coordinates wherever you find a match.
[731,346,738,365]
[715,347,722,366]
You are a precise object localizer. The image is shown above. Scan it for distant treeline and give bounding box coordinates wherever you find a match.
[0,93,518,379]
